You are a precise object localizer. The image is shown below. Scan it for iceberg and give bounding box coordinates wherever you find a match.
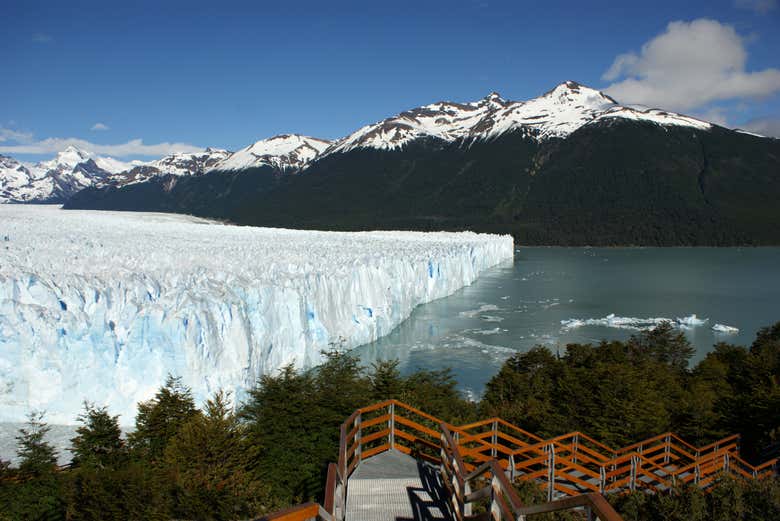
[0,205,514,424]
[560,313,710,332]
[712,323,739,334]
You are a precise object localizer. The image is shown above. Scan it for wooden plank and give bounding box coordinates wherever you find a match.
[361,443,389,459]
[390,399,447,424]
[358,400,393,414]
[554,470,600,492]
[259,502,320,521]
[394,414,441,439]
[323,463,337,516]
[552,482,580,497]
[360,413,390,429]
[553,458,601,481]
[361,428,390,444]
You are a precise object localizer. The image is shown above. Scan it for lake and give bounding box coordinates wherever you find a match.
[352,247,780,399]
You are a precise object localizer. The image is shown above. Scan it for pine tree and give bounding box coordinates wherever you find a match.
[70,402,125,469]
[16,411,58,478]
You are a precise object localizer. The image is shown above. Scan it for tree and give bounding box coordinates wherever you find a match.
[129,375,198,462]
[627,321,694,371]
[70,402,125,469]
[16,411,58,478]
[165,390,275,519]
[241,364,319,503]
[369,360,404,400]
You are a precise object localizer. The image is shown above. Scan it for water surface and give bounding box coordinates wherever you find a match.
[353,247,780,399]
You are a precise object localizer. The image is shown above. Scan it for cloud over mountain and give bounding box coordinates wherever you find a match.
[603,19,780,113]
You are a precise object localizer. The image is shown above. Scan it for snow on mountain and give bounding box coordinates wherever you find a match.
[105,148,229,187]
[0,156,36,200]
[0,146,128,203]
[212,134,332,172]
[93,156,133,174]
[327,81,712,154]
[0,205,513,423]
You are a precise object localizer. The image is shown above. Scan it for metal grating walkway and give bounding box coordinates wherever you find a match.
[345,450,451,521]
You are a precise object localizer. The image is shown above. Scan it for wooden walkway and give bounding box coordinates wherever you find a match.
[261,400,777,521]
[345,450,451,521]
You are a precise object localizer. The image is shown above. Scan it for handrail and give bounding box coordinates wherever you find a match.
[440,423,624,521]
[256,502,333,521]
[262,400,778,521]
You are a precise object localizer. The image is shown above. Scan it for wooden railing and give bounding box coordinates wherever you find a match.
[440,423,624,521]
[451,419,776,498]
[260,400,778,521]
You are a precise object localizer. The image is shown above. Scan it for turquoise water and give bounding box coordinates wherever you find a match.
[352,247,780,399]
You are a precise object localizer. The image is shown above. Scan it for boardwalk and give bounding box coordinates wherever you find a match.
[345,450,451,521]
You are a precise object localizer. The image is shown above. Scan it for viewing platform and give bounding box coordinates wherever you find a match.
[260,400,778,521]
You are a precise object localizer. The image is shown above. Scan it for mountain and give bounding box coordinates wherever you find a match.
[102,148,230,187]
[0,146,132,203]
[66,81,780,245]
[213,134,331,172]
[323,82,709,153]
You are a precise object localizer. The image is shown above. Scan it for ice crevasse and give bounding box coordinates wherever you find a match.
[0,206,514,424]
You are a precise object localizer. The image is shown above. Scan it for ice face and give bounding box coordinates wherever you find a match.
[0,205,514,424]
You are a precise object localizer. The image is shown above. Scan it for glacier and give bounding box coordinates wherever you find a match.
[0,205,513,424]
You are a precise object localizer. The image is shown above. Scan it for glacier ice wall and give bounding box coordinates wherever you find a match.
[0,206,514,424]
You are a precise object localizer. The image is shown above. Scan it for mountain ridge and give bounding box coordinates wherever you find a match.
[10,80,780,245]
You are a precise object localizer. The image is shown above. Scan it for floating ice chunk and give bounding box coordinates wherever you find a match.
[676,314,709,329]
[712,324,739,334]
[561,313,711,332]
[459,304,500,318]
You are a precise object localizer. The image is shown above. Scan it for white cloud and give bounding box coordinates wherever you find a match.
[602,19,780,113]
[734,0,777,14]
[0,127,34,143]
[0,128,202,158]
[90,122,110,131]
[741,116,780,137]
[32,33,53,43]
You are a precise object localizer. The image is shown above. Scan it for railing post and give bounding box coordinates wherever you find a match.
[389,402,395,450]
[723,452,729,474]
[546,443,556,501]
[355,413,362,461]
[490,476,500,520]
[629,455,638,492]
[463,479,472,517]
[491,420,498,459]
[507,453,516,482]
[664,434,671,465]
[694,463,701,485]
[572,433,579,464]
[336,422,347,521]
[599,465,606,494]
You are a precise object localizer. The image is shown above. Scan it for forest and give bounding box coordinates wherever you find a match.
[1,321,779,520]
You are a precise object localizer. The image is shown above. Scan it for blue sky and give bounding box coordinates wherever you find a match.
[2,0,779,161]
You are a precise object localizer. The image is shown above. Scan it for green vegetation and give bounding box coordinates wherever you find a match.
[481,322,780,459]
[1,324,778,520]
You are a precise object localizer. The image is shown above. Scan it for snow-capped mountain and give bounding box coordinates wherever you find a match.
[104,148,230,187]
[212,134,331,172]
[327,81,711,154]
[0,146,132,203]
